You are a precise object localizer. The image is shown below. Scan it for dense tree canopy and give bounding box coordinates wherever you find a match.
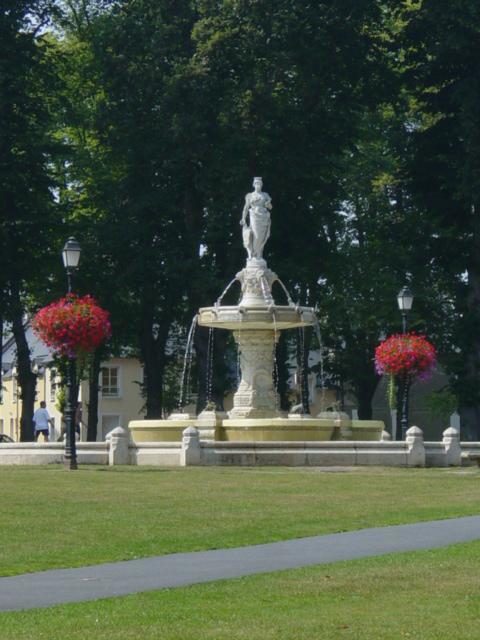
[1,0,479,438]
[0,1,60,439]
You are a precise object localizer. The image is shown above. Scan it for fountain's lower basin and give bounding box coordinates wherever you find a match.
[197,305,315,330]
[129,417,384,443]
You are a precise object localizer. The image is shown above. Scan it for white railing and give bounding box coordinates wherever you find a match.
[0,425,476,468]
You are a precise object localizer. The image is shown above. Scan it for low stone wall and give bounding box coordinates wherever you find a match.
[129,442,182,466]
[0,442,108,465]
[0,426,474,468]
[460,441,480,466]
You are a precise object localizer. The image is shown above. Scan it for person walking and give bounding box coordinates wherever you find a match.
[33,401,54,442]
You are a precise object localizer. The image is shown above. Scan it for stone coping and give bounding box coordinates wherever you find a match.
[222,418,335,427]
[0,442,107,449]
[351,420,385,428]
[129,442,181,449]
[197,304,316,330]
[201,440,407,450]
[129,420,194,428]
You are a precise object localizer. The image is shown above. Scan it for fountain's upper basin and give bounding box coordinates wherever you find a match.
[198,305,316,330]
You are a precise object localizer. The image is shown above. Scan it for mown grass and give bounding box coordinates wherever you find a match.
[0,465,478,577]
[2,540,480,639]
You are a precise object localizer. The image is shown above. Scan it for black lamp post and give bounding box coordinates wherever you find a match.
[62,237,81,470]
[396,285,414,440]
[397,286,413,333]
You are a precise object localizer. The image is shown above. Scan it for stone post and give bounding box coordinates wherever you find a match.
[406,425,425,467]
[195,410,225,440]
[106,426,130,466]
[337,414,353,440]
[381,430,392,442]
[442,427,462,466]
[181,426,201,466]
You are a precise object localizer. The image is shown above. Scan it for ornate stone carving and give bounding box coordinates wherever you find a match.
[229,330,280,418]
[240,177,272,260]
[236,259,277,307]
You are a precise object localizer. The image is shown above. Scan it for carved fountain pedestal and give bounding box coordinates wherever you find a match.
[198,256,315,419]
[230,328,279,418]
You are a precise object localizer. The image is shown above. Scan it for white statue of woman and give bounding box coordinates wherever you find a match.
[240,177,272,260]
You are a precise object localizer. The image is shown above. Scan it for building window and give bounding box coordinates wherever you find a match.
[0,419,3,433]
[101,367,120,397]
[50,369,57,403]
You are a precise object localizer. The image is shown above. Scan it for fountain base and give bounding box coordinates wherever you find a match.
[128,416,384,443]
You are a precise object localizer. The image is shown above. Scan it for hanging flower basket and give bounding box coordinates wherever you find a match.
[32,294,111,358]
[375,333,436,380]
[375,333,437,407]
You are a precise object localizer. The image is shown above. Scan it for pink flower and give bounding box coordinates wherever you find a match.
[32,294,111,358]
[375,333,436,381]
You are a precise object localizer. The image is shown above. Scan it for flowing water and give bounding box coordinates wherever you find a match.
[178,315,198,410]
[216,278,239,306]
[206,326,215,404]
[259,275,272,303]
[312,316,327,411]
[274,278,294,306]
[297,326,307,412]
[272,310,279,411]
[236,333,241,389]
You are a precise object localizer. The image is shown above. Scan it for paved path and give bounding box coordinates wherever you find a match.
[1,515,480,612]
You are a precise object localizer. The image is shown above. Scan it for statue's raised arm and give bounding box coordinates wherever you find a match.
[240,177,272,261]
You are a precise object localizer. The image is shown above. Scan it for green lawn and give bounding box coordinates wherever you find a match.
[0,465,479,577]
[2,541,480,639]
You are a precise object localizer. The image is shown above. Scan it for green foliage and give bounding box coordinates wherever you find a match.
[387,374,397,410]
[55,385,66,415]
[426,388,458,422]
[2,0,479,431]
[401,0,480,436]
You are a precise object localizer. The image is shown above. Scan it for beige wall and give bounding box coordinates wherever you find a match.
[81,357,145,440]
[0,358,145,442]
[0,368,63,441]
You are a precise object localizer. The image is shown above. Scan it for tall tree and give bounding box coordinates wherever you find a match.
[403,0,480,438]
[0,1,59,440]
[56,0,206,417]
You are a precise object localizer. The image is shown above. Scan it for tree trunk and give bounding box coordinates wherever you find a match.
[10,284,36,441]
[458,202,480,440]
[356,371,380,420]
[142,346,165,418]
[139,293,172,419]
[87,348,102,441]
[0,312,3,405]
[394,377,407,441]
[459,405,480,441]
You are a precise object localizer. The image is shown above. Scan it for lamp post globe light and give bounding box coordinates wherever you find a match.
[62,237,81,470]
[397,286,413,333]
[62,237,81,294]
[397,285,414,441]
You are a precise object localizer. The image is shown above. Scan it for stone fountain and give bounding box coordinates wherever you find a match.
[129,179,384,443]
[197,177,315,419]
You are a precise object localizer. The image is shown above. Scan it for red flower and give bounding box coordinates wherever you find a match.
[32,294,111,358]
[375,333,436,381]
